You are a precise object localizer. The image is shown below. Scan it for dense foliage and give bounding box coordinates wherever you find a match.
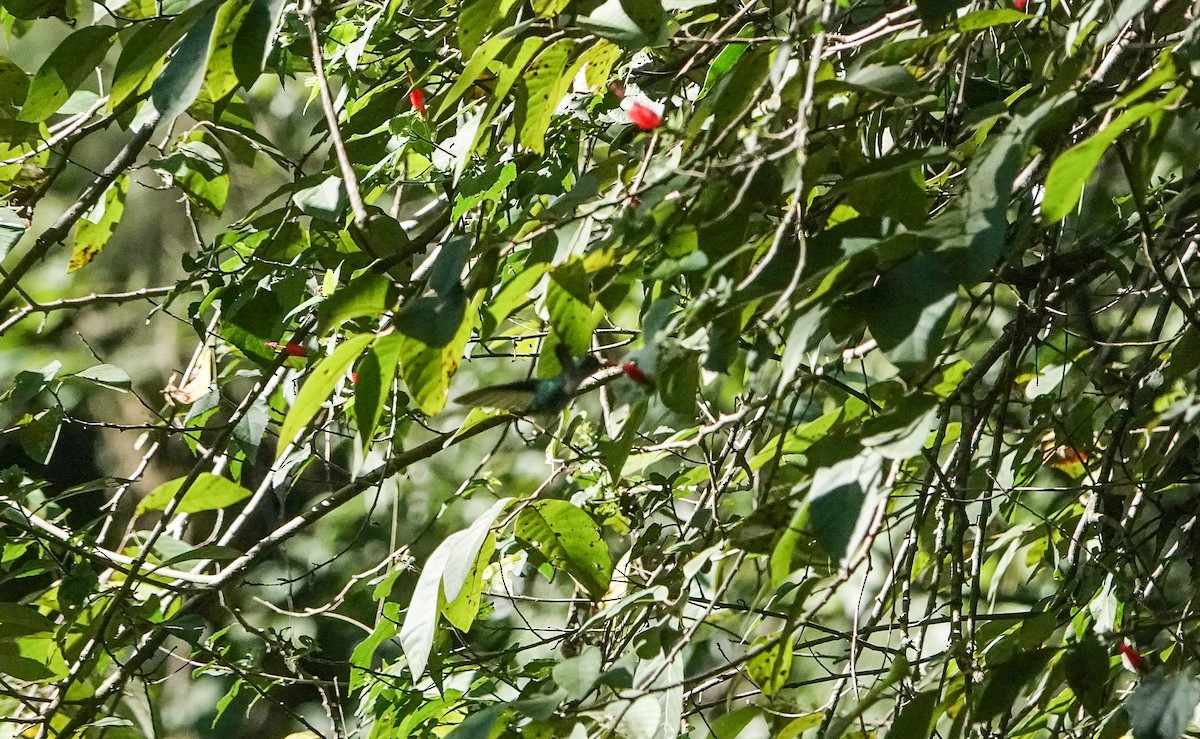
[1,0,1199,735]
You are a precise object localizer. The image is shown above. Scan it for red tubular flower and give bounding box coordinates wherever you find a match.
[265,341,309,357]
[410,88,427,116]
[1117,639,1147,674]
[621,361,653,387]
[627,102,662,131]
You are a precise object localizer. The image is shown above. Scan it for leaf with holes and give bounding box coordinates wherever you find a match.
[747,634,794,697]
[516,39,573,154]
[515,500,612,598]
[69,175,129,273]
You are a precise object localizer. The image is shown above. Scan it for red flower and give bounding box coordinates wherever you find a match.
[350,372,359,385]
[265,341,309,357]
[1117,639,1147,674]
[409,88,427,117]
[1013,0,1027,9]
[621,361,654,387]
[627,102,662,131]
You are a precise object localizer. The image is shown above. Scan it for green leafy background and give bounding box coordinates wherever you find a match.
[0,0,1198,735]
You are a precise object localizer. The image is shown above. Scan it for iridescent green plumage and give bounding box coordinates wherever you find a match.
[455,346,604,415]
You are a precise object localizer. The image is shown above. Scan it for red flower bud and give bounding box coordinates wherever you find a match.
[1013,0,1027,10]
[621,361,653,386]
[627,102,662,131]
[410,88,427,116]
[350,372,359,385]
[265,341,309,357]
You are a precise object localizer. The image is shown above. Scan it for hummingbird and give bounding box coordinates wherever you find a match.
[455,344,606,415]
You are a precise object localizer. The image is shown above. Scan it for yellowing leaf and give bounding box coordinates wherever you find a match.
[69,175,128,273]
[517,39,574,154]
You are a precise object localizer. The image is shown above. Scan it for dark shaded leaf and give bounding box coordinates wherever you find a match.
[1126,674,1200,739]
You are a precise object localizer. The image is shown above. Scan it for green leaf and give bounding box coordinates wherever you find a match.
[442,532,495,632]
[152,141,229,215]
[293,176,349,221]
[136,472,253,514]
[769,508,806,588]
[531,0,569,16]
[19,407,61,465]
[746,634,794,696]
[807,452,884,563]
[0,207,24,260]
[0,638,68,682]
[232,0,286,88]
[517,39,573,154]
[886,690,940,739]
[578,0,667,49]
[951,8,1031,31]
[18,26,117,123]
[582,39,621,90]
[71,364,131,392]
[709,707,764,739]
[825,657,911,739]
[707,48,771,139]
[159,544,243,567]
[863,252,958,369]
[150,10,217,122]
[0,603,56,638]
[915,0,970,25]
[778,713,825,739]
[69,174,129,273]
[354,332,404,449]
[1042,90,1184,222]
[276,333,374,458]
[458,0,500,57]
[395,288,468,348]
[1126,674,1200,739]
[110,19,171,111]
[447,705,509,739]
[400,499,509,679]
[699,25,751,99]
[435,32,515,120]
[453,162,517,221]
[1062,634,1109,717]
[204,0,253,100]
[1,0,67,20]
[842,64,926,98]
[398,295,478,415]
[484,263,547,334]
[546,266,603,358]
[553,649,602,701]
[975,649,1053,720]
[317,273,394,335]
[515,500,612,598]
[351,601,398,689]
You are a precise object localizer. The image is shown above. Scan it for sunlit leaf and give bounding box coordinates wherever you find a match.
[516,500,612,598]
[276,333,374,458]
[18,26,117,123]
[136,472,253,514]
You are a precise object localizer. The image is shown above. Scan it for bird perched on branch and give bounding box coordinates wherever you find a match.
[455,344,606,415]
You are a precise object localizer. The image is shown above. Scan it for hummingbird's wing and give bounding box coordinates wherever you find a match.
[454,381,538,413]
